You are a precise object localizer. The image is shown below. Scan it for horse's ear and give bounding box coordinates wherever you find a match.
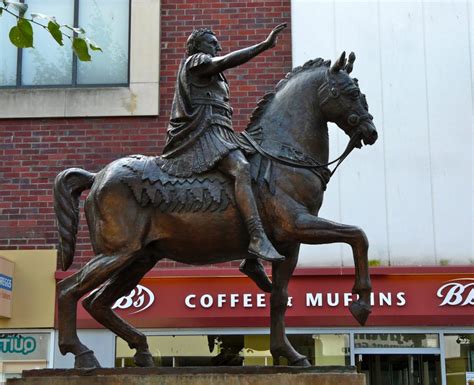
[345,52,356,74]
[331,51,346,73]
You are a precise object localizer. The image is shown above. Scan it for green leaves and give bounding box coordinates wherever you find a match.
[47,21,63,45]
[9,18,33,48]
[73,37,91,62]
[3,3,102,62]
[85,37,102,52]
[30,13,62,46]
[71,35,103,62]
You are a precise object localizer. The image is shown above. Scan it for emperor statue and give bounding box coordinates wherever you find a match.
[161,24,288,282]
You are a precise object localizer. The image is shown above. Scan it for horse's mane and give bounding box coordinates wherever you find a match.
[247,58,330,131]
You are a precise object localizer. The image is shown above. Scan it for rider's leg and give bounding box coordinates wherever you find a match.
[218,150,284,262]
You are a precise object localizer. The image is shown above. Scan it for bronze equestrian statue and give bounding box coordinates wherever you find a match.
[54,24,378,368]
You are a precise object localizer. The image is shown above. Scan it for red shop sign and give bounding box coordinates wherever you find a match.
[55,267,474,329]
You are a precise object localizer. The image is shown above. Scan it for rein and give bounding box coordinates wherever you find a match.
[241,130,360,177]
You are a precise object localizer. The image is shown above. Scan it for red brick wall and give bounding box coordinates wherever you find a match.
[0,0,292,270]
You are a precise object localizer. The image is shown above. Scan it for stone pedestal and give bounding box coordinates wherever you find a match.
[8,366,365,385]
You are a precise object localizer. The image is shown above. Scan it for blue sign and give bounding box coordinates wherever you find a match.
[0,274,13,292]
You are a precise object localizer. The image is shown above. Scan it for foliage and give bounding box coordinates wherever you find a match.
[368,259,382,267]
[0,0,102,61]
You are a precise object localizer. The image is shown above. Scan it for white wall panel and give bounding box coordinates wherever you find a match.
[378,0,435,264]
[292,0,472,266]
[422,0,473,263]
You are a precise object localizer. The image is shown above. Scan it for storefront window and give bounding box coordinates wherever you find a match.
[116,334,337,367]
[313,334,350,366]
[355,333,439,349]
[0,333,51,383]
[445,334,474,385]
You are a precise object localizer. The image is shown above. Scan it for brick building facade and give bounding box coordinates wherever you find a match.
[0,0,292,269]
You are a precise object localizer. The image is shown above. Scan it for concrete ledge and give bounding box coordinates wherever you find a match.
[9,367,366,385]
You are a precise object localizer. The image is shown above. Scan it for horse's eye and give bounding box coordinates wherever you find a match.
[350,89,360,99]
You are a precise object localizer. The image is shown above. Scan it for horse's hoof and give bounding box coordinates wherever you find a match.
[74,350,101,369]
[291,356,311,367]
[349,301,371,325]
[134,351,155,367]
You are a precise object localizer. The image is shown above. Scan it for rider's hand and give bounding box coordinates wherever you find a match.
[264,23,287,49]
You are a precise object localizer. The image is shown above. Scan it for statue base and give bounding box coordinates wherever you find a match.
[9,366,365,385]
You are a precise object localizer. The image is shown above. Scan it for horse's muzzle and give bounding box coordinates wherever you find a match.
[360,120,378,146]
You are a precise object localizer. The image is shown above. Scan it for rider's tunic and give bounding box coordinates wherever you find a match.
[161,53,253,177]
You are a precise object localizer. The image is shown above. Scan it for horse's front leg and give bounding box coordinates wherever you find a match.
[270,245,311,366]
[292,213,372,325]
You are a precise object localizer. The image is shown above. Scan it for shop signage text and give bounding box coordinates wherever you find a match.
[0,256,14,318]
[0,334,36,355]
[0,274,13,292]
[182,291,406,310]
[111,285,155,314]
[437,279,474,306]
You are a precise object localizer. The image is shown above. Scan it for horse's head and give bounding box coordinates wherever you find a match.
[318,52,378,148]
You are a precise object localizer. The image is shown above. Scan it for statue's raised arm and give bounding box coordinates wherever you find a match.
[191,23,287,77]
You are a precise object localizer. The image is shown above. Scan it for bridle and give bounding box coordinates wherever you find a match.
[241,129,361,178]
[317,69,373,130]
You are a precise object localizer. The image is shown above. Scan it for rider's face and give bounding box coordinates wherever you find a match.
[197,33,222,57]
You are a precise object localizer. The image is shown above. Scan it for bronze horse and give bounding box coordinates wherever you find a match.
[54,52,377,368]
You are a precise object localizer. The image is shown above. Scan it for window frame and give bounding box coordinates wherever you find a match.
[0,0,160,117]
[2,0,132,89]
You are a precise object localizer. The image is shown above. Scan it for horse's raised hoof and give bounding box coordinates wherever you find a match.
[74,350,101,369]
[349,301,371,326]
[134,351,155,367]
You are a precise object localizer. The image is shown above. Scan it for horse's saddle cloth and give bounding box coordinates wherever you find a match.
[120,155,236,213]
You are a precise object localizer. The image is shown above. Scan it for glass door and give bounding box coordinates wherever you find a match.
[358,354,441,385]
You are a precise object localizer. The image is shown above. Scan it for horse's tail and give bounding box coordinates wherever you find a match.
[53,168,95,271]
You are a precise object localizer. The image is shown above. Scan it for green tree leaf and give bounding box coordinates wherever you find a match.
[3,1,27,17]
[85,37,102,52]
[72,37,91,61]
[9,18,33,48]
[47,20,63,46]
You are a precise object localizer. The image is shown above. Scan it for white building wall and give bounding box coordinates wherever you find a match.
[291,0,472,266]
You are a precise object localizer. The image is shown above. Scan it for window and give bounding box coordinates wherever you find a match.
[115,333,350,367]
[0,333,52,382]
[0,0,159,117]
[445,334,474,385]
[0,0,130,87]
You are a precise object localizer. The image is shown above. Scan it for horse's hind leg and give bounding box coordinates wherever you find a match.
[57,253,135,368]
[270,245,311,367]
[82,254,158,368]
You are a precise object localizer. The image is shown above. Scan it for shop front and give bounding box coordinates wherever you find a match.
[0,250,57,383]
[57,266,474,385]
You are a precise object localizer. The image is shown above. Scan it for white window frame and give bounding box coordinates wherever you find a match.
[0,0,160,118]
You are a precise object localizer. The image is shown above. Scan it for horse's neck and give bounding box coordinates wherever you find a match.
[260,77,329,164]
